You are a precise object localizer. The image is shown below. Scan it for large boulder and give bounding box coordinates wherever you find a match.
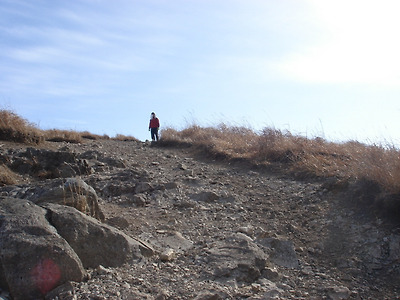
[10,148,93,179]
[256,237,299,269]
[44,203,154,268]
[33,178,105,221]
[4,178,105,221]
[0,198,86,300]
[203,233,269,284]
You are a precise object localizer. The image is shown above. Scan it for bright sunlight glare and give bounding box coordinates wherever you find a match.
[277,0,400,86]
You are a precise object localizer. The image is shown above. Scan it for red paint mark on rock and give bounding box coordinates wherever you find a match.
[31,258,61,295]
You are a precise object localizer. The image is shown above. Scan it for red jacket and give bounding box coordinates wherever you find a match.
[149,117,160,129]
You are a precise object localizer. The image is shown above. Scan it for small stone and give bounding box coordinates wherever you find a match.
[135,182,153,194]
[263,267,280,281]
[155,289,170,300]
[251,283,261,292]
[165,182,179,189]
[132,194,147,206]
[326,286,351,300]
[301,266,314,276]
[160,248,176,262]
[122,282,131,289]
[238,226,254,236]
[106,216,129,229]
[179,163,188,170]
[96,265,112,275]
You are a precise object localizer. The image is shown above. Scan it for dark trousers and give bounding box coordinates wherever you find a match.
[150,128,159,141]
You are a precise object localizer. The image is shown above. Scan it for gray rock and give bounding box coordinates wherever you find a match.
[191,191,220,202]
[258,278,283,299]
[326,286,351,300]
[160,248,176,262]
[389,234,400,261]
[164,182,179,189]
[100,156,126,168]
[45,281,75,300]
[205,233,268,283]
[10,148,92,179]
[148,231,194,253]
[256,237,299,269]
[106,216,130,229]
[102,182,136,197]
[135,182,153,194]
[193,291,223,300]
[0,198,85,300]
[44,203,154,268]
[132,193,147,206]
[263,267,280,281]
[58,162,78,178]
[20,178,105,221]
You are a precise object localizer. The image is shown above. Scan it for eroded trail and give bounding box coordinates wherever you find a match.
[1,139,399,299]
[64,140,398,299]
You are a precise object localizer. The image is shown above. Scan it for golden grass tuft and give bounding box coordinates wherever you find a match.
[0,110,44,144]
[0,164,19,186]
[0,109,139,145]
[80,131,100,140]
[45,129,84,144]
[161,124,258,158]
[112,134,139,142]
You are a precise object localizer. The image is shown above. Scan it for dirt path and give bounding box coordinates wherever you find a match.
[2,139,400,299]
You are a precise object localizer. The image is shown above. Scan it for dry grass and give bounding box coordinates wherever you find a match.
[160,124,400,196]
[112,134,139,142]
[0,110,138,144]
[80,131,101,140]
[45,129,84,144]
[0,110,44,144]
[161,124,258,158]
[0,164,19,186]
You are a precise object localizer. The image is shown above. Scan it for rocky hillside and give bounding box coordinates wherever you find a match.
[0,139,399,299]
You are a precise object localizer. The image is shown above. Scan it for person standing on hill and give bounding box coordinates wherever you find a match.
[149,112,160,141]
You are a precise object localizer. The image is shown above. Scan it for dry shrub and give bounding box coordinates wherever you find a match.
[0,164,19,186]
[0,110,44,144]
[112,134,139,142]
[45,129,83,144]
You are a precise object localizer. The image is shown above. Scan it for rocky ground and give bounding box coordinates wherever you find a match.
[1,139,400,299]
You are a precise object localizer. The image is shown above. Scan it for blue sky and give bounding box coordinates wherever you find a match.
[1,0,400,144]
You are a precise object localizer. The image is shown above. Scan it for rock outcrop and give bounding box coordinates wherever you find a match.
[0,198,85,300]
[9,147,93,179]
[0,193,154,299]
[3,178,105,221]
[44,203,154,268]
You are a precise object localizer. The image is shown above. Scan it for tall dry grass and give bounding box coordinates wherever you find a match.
[112,134,139,142]
[160,124,400,195]
[45,129,84,143]
[161,124,259,158]
[0,164,19,186]
[0,110,138,144]
[0,110,44,144]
